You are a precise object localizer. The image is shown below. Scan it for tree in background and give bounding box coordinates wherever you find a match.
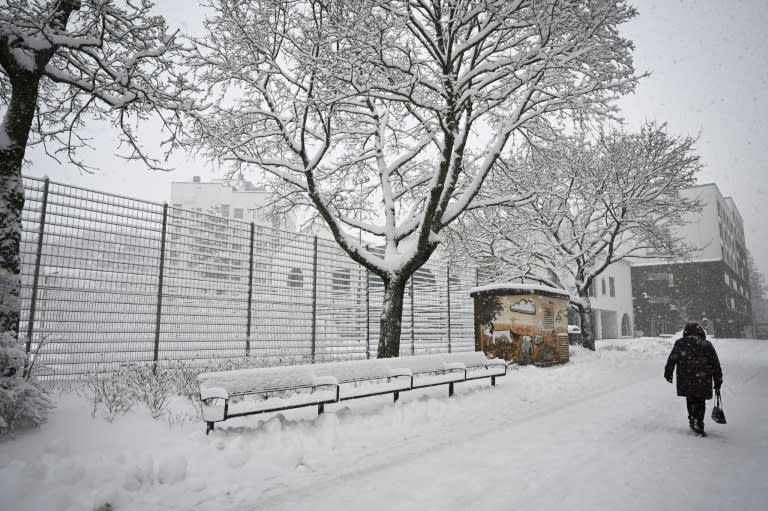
[188,0,640,357]
[747,252,768,323]
[0,0,190,435]
[444,123,702,349]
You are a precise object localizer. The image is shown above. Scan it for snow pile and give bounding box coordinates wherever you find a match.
[597,336,674,358]
[1,337,765,511]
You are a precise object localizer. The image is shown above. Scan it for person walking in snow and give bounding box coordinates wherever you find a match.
[664,322,723,437]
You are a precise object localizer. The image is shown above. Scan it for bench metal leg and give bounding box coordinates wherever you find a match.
[491,376,496,387]
[393,391,399,403]
[449,382,454,397]
[318,403,324,415]
[206,422,214,435]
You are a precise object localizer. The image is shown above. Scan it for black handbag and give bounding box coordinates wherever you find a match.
[711,389,726,424]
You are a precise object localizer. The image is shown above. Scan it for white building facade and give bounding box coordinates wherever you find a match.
[585,260,635,339]
[630,183,752,337]
[170,176,297,232]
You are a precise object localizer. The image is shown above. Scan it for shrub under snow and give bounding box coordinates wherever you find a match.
[0,331,53,438]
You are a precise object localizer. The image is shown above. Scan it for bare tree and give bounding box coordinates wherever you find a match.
[446,123,702,348]
[1,0,189,432]
[188,0,640,357]
[747,252,768,322]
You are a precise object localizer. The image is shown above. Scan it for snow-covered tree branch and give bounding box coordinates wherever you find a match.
[0,0,191,434]
[445,122,703,348]
[188,0,640,357]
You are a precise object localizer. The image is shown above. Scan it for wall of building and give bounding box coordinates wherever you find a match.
[170,177,297,231]
[631,260,752,338]
[587,260,635,338]
[683,185,724,259]
[633,184,749,279]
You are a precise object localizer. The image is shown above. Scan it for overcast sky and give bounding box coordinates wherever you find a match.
[24,0,768,277]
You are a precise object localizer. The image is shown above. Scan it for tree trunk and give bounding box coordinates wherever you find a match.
[0,74,40,362]
[577,297,596,351]
[377,276,408,358]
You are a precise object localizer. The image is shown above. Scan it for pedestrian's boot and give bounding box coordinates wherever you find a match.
[694,420,707,437]
[688,416,696,432]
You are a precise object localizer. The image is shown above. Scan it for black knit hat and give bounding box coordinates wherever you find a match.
[683,322,706,339]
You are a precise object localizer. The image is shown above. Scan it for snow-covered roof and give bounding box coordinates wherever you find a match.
[469,282,570,298]
[629,258,723,267]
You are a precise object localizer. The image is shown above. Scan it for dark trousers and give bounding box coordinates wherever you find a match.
[686,397,706,422]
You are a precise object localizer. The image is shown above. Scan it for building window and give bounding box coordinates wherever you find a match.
[220,204,230,217]
[234,208,244,219]
[609,277,615,297]
[332,268,351,292]
[588,280,596,298]
[601,278,606,295]
[287,268,304,288]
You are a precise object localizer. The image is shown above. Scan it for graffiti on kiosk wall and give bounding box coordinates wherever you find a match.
[475,294,568,365]
[509,299,536,315]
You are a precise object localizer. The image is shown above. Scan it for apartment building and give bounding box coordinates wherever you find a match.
[631,183,752,337]
[170,176,296,231]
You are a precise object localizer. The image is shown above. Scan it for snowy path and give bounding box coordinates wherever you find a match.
[244,340,768,511]
[1,338,766,511]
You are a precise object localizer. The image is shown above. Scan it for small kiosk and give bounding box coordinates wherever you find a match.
[469,283,570,366]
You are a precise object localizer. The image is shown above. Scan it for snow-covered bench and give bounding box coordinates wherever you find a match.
[442,351,508,384]
[198,352,508,434]
[198,364,339,434]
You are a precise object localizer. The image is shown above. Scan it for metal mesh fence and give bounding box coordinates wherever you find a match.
[19,176,482,378]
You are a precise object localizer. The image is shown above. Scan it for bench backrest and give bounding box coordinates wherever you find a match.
[198,352,505,397]
[384,354,452,374]
[442,351,495,368]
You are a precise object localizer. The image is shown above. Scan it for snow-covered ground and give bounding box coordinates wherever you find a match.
[2,337,766,511]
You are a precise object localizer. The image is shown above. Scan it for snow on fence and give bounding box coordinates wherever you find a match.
[19,176,482,378]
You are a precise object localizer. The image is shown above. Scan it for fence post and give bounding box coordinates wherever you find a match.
[311,236,318,363]
[246,222,255,356]
[153,203,168,373]
[410,277,415,356]
[24,177,50,363]
[365,269,370,359]
[447,264,452,354]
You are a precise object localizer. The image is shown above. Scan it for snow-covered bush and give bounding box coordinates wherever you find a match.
[166,362,204,403]
[82,354,330,424]
[127,366,174,419]
[85,368,136,422]
[1,332,53,439]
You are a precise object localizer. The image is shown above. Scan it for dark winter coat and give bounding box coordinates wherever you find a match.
[664,335,723,399]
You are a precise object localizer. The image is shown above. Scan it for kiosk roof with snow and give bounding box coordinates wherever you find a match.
[469,282,570,300]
